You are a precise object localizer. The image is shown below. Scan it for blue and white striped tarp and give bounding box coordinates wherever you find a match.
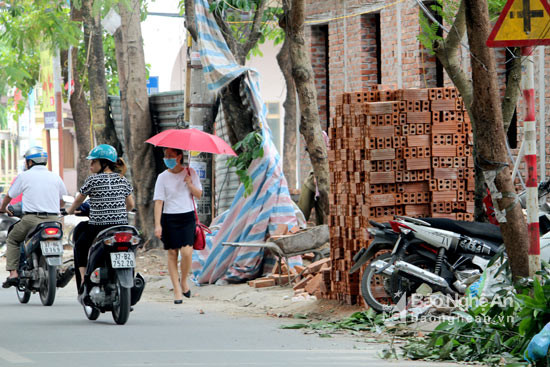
[191,0,300,284]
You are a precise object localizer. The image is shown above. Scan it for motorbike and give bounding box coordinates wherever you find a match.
[352,179,550,312]
[370,216,501,311]
[71,202,145,325]
[9,202,74,306]
[348,220,398,312]
[0,189,20,257]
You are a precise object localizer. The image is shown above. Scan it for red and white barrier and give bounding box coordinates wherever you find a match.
[522,46,540,275]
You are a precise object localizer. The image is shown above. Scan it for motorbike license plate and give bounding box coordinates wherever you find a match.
[40,241,63,256]
[110,252,135,269]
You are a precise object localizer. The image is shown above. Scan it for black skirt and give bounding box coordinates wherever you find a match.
[161,211,196,250]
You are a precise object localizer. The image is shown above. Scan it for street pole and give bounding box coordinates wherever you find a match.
[522,46,540,276]
[53,49,64,179]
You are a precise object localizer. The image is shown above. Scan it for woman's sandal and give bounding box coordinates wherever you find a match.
[183,290,191,298]
[174,299,183,304]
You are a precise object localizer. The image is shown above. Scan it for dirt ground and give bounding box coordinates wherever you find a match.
[0,242,362,322]
[136,247,362,321]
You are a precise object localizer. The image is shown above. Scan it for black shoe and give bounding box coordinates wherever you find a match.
[2,277,19,288]
[183,290,191,298]
[174,299,183,304]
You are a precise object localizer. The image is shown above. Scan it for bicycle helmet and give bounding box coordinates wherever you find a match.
[86,144,117,163]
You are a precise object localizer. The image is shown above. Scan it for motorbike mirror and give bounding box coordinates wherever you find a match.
[62,195,75,205]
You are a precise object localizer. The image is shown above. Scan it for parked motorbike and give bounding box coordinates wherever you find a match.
[9,202,74,306]
[348,220,398,311]
[357,216,502,312]
[352,179,550,312]
[71,202,145,325]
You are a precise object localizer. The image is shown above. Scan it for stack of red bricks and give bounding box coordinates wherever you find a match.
[327,86,474,305]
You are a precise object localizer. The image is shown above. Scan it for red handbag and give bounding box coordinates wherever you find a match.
[190,171,211,250]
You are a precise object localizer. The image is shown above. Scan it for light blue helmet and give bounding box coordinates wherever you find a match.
[87,144,117,163]
[24,146,48,164]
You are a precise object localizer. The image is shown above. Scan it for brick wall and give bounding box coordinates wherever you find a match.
[311,25,328,129]
[304,0,550,180]
[302,0,550,305]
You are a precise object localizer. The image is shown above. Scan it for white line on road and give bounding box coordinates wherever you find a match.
[115,363,380,366]
[26,349,375,355]
[0,347,33,364]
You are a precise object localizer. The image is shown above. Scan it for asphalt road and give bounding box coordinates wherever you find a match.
[0,283,464,367]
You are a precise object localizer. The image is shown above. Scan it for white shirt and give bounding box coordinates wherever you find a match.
[9,165,68,213]
[153,168,202,214]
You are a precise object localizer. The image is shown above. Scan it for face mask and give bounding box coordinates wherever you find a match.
[163,158,177,169]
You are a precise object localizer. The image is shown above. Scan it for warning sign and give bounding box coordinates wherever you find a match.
[487,0,550,47]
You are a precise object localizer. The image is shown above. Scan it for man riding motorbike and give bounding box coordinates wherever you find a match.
[1,146,68,288]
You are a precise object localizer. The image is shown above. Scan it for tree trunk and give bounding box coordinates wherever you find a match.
[432,0,522,221]
[277,37,297,190]
[81,0,120,150]
[114,0,159,248]
[464,0,528,279]
[220,77,255,147]
[67,5,93,188]
[282,0,329,222]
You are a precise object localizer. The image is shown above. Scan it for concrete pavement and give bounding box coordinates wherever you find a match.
[0,280,467,367]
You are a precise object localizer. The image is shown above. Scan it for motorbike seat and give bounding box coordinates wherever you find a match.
[420,218,503,243]
[25,222,61,241]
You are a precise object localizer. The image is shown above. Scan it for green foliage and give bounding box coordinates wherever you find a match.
[76,28,121,96]
[401,263,550,366]
[180,0,284,59]
[0,0,147,119]
[488,0,508,21]
[280,309,386,334]
[226,131,264,196]
[417,10,443,56]
[417,0,506,54]
[0,0,81,119]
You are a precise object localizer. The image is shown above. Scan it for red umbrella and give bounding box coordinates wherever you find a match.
[145,128,237,156]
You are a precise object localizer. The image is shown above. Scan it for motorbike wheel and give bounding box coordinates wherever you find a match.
[361,251,394,313]
[112,277,131,325]
[16,280,31,304]
[389,253,436,303]
[39,256,57,306]
[83,305,100,321]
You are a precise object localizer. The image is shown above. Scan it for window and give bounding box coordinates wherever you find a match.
[265,101,282,154]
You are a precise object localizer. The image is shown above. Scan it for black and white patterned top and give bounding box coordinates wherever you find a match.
[80,173,133,225]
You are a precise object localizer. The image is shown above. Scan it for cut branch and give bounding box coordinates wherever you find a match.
[213,10,243,62]
[242,0,268,58]
[502,47,522,131]
[433,0,473,111]
[184,0,198,41]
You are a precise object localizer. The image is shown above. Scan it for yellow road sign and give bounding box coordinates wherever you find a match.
[487,0,550,47]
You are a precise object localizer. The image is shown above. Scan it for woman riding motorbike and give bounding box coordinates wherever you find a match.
[66,144,134,296]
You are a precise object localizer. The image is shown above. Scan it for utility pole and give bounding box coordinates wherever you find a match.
[53,49,64,179]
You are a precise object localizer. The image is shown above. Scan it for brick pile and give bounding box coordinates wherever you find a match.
[248,257,332,300]
[327,86,475,305]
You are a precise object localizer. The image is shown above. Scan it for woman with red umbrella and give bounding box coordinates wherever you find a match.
[153,148,202,304]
